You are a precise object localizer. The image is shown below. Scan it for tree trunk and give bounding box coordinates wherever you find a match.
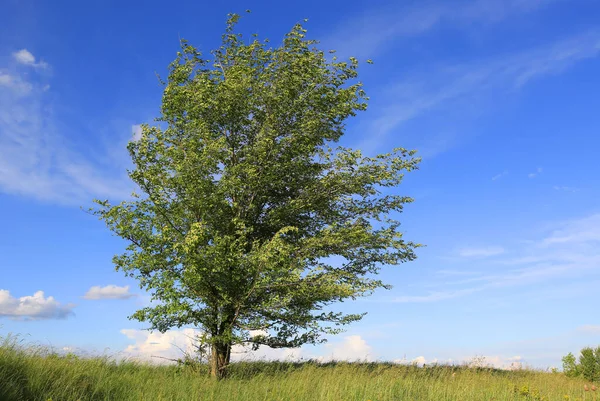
[210,342,231,379]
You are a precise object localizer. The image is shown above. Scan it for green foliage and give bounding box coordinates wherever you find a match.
[92,13,420,376]
[562,353,579,378]
[578,347,600,382]
[561,347,600,382]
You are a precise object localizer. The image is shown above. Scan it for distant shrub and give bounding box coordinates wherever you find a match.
[562,353,579,378]
[562,347,600,381]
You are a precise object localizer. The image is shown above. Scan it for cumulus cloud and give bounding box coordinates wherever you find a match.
[120,328,200,363]
[119,329,373,364]
[84,285,136,300]
[12,49,48,69]
[0,289,74,320]
[412,356,427,365]
[119,328,302,363]
[321,335,373,362]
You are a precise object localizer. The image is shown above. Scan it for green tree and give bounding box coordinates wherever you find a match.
[579,347,600,382]
[93,13,420,378]
[562,352,579,378]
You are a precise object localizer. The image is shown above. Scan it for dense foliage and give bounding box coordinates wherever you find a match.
[93,13,419,377]
[562,347,600,382]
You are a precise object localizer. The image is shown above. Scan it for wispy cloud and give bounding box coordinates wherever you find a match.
[0,289,75,320]
[0,50,134,205]
[369,31,600,138]
[325,0,562,60]
[391,213,600,303]
[492,170,508,181]
[577,325,600,334]
[83,285,136,300]
[528,167,543,178]
[553,185,579,193]
[540,213,600,246]
[393,288,480,303]
[0,72,33,95]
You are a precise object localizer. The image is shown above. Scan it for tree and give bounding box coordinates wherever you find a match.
[93,13,420,379]
[579,347,600,382]
[562,352,579,378]
[561,347,600,382]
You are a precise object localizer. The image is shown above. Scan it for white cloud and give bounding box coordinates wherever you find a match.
[553,186,579,192]
[392,213,600,303]
[492,170,508,181]
[131,124,143,142]
[12,49,48,69]
[392,354,522,369]
[84,285,136,300]
[0,53,134,205]
[412,356,427,365]
[119,330,373,364]
[541,213,600,246]
[467,355,523,370]
[458,246,505,257]
[0,289,75,320]
[393,288,481,303]
[119,328,303,363]
[120,328,201,363]
[13,49,35,65]
[0,72,33,95]
[321,335,373,361]
[361,31,600,154]
[326,0,562,60]
[394,356,451,365]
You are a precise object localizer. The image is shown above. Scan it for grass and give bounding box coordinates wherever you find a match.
[1,336,597,401]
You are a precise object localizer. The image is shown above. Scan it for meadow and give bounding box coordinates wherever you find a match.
[0,336,597,401]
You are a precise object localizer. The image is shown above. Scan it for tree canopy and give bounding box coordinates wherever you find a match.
[93,13,420,378]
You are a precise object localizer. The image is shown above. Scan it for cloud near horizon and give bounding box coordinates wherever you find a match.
[119,329,372,364]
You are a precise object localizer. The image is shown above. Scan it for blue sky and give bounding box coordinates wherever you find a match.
[1,0,599,369]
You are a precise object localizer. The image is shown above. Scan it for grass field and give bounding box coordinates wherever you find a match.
[1,336,596,401]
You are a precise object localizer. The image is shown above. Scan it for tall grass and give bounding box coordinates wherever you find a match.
[0,335,596,401]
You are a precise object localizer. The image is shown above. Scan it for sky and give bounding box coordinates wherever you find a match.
[1,0,599,370]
